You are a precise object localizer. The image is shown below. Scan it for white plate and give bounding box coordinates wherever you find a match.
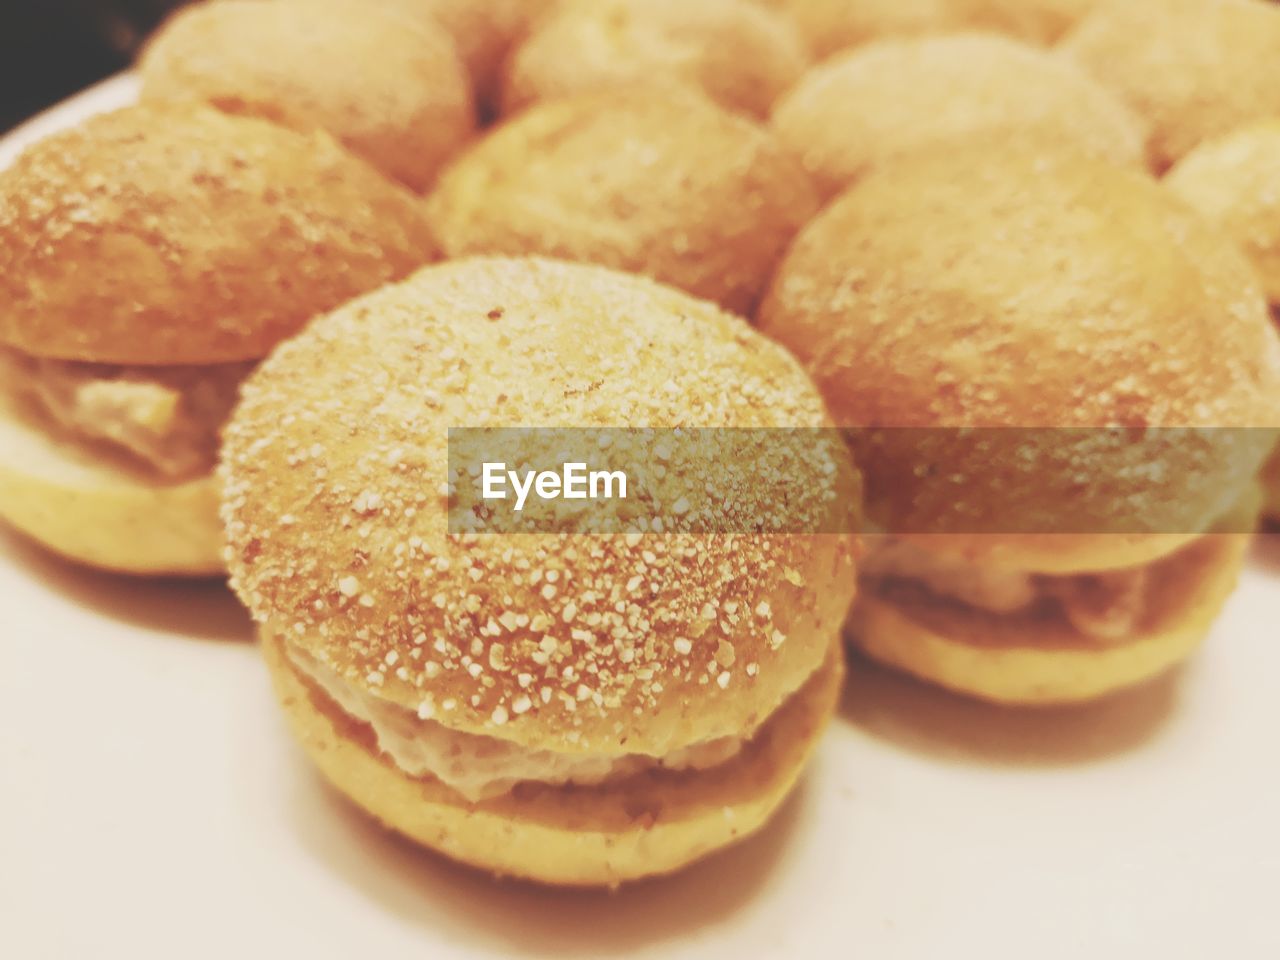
[2,79,1279,960]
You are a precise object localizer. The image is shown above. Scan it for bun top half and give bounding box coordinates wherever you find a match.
[428,90,818,317]
[502,0,809,120]
[1166,120,1280,306]
[0,104,438,365]
[1062,0,1280,171]
[777,0,1098,61]
[222,257,858,755]
[758,143,1280,571]
[771,31,1144,202]
[139,0,476,192]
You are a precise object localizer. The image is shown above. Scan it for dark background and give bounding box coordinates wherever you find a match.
[0,1,190,132]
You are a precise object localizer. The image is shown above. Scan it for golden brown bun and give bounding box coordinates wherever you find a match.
[771,32,1144,201]
[223,257,859,755]
[502,0,809,120]
[1165,121,1280,305]
[264,630,842,887]
[0,391,222,576]
[1062,0,1280,172]
[0,104,438,365]
[779,0,1099,61]
[849,510,1256,705]
[273,0,530,107]
[139,0,475,192]
[427,92,817,316]
[758,143,1280,573]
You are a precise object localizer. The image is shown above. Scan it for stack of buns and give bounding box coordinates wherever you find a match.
[1,0,1277,886]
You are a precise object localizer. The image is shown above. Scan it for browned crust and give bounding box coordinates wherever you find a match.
[1062,0,1280,171]
[427,91,818,317]
[780,0,1100,61]
[1165,121,1280,305]
[757,141,1280,572]
[139,0,476,192]
[0,104,438,364]
[502,0,809,120]
[771,32,1144,202]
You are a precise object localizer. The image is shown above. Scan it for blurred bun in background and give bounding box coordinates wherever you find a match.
[771,32,1145,201]
[774,0,1101,62]
[429,90,818,316]
[502,0,809,120]
[1062,0,1280,172]
[1167,120,1280,522]
[1166,121,1280,307]
[139,0,475,191]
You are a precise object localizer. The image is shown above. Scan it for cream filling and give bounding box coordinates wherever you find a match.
[0,346,254,480]
[286,644,746,802]
[862,537,1149,643]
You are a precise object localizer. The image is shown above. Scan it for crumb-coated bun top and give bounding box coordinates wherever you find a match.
[1166,121,1280,305]
[778,0,1097,61]
[1062,0,1280,172]
[502,0,809,120]
[772,32,1144,201]
[758,143,1280,570]
[0,104,438,365]
[427,91,818,317]
[139,0,476,192]
[222,257,858,755]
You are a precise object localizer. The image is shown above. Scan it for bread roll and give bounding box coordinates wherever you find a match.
[428,91,817,316]
[772,32,1144,200]
[0,104,438,574]
[140,0,475,191]
[503,0,808,120]
[1062,0,1280,171]
[223,257,858,882]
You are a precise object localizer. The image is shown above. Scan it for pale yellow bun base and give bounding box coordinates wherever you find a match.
[0,396,223,576]
[848,531,1250,706]
[263,631,844,888]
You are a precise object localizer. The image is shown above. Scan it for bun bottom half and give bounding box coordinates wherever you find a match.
[263,630,844,888]
[847,530,1251,706]
[0,397,223,576]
